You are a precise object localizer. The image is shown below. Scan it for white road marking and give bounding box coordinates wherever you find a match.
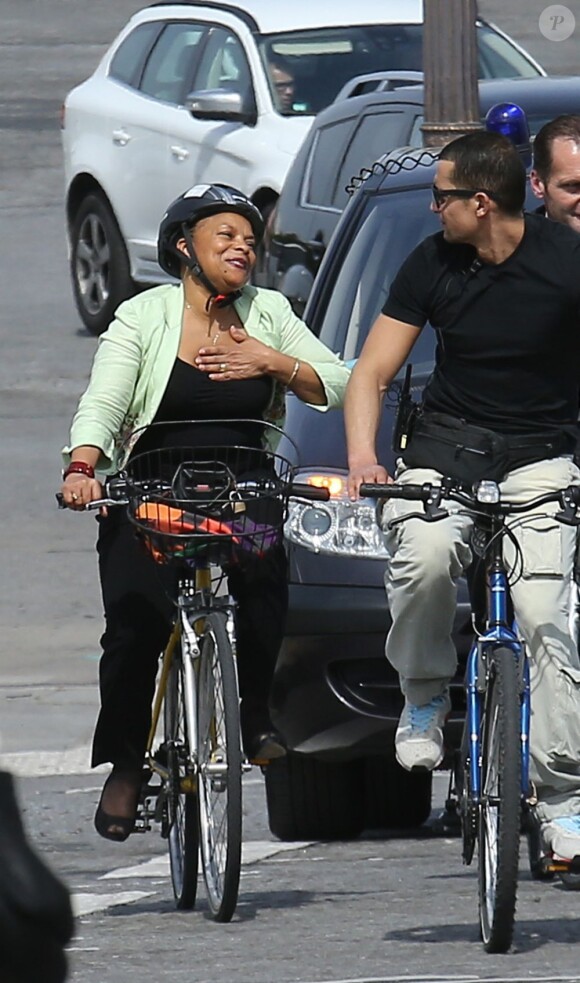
[100,839,314,881]
[65,785,102,795]
[72,891,155,917]
[0,747,270,780]
[0,745,107,777]
[298,978,580,983]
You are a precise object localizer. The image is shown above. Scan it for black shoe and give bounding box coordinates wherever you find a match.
[246,730,287,765]
[94,768,142,842]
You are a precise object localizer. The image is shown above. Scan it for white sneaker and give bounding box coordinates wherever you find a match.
[395,692,451,771]
[542,815,580,861]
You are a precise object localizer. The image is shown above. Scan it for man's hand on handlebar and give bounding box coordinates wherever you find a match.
[347,462,392,500]
[61,474,105,513]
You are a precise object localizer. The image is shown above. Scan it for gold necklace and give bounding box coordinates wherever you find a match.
[184,301,222,346]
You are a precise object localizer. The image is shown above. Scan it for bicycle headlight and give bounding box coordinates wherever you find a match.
[475,480,500,504]
[285,470,389,559]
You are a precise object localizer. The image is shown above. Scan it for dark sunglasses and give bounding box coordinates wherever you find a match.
[431,185,497,208]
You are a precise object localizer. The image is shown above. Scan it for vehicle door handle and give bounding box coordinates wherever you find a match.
[306,239,325,258]
[170,145,190,161]
[112,128,131,146]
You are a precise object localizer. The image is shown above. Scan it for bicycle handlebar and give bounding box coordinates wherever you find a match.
[56,477,329,511]
[359,480,580,527]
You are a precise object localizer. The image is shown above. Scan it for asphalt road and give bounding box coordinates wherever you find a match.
[1,2,580,982]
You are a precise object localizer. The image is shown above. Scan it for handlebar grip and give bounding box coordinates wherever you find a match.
[56,492,65,509]
[290,483,330,502]
[359,482,429,501]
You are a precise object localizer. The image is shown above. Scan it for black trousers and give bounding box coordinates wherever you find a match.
[92,511,288,768]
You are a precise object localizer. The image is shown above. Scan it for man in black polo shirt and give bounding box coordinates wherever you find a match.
[345,131,580,862]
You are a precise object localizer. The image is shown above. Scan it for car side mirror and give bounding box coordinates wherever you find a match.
[186,88,257,126]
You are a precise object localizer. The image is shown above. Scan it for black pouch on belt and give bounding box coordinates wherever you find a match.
[403,411,571,486]
[402,411,510,485]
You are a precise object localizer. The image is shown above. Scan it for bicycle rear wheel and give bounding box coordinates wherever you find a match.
[164,643,199,910]
[197,610,242,922]
[478,646,522,953]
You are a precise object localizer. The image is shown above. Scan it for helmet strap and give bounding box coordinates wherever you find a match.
[179,224,242,311]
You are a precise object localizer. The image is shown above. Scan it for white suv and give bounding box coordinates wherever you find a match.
[62,0,544,334]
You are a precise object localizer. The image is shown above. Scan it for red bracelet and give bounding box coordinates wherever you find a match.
[63,461,95,480]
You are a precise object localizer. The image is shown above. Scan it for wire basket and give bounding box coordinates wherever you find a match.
[122,423,296,566]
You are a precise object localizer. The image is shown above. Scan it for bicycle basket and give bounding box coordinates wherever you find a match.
[123,436,295,566]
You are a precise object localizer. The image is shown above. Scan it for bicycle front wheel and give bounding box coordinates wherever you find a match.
[164,643,199,910]
[197,610,242,922]
[478,646,522,953]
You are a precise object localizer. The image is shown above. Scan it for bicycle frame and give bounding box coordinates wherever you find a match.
[144,560,239,787]
[466,522,531,803]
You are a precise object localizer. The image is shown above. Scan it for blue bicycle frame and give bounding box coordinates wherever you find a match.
[466,553,531,802]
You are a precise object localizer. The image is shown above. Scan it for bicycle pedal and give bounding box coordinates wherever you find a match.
[132,817,152,834]
[542,854,580,875]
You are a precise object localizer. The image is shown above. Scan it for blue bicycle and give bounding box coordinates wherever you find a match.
[360,476,580,953]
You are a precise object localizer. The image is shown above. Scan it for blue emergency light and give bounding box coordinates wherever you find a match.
[485,102,532,170]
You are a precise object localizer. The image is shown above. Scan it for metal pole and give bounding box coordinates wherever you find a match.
[421,0,483,147]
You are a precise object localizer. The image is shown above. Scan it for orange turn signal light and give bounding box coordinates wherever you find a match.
[306,475,345,498]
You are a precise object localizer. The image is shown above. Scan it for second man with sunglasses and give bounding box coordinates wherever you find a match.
[345,130,580,865]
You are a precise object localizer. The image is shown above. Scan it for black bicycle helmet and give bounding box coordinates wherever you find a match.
[157,184,265,293]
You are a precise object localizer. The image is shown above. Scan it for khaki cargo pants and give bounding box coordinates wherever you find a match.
[382,455,580,821]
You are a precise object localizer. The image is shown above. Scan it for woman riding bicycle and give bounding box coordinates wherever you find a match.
[60,184,349,841]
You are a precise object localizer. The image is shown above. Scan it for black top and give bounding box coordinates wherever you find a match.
[132,358,273,460]
[382,212,580,440]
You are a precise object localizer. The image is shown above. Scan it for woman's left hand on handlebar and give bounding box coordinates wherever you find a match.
[61,474,104,512]
[196,325,272,381]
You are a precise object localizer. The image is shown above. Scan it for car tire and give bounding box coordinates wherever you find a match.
[70,193,134,335]
[264,752,365,841]
[364,756,433,830]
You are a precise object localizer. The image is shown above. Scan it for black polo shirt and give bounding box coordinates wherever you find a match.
[382,212,580,441]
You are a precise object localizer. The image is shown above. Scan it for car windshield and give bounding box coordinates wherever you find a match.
[315,184,439,364]
[258,23,540,116]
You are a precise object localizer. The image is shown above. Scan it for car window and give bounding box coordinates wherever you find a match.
[333,111,407,210]
[408,114,425,147]
[109,22,163,88]
[477,24,539,79]
[316,187,438,362]
[258,23,540,116]
[140,22,206,103]
[193,27,253,104]
[305,119,357,208]
[259,26,424,115]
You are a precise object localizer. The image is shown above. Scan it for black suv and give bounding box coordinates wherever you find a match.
[261,74,580,315]
[264,145,542,843]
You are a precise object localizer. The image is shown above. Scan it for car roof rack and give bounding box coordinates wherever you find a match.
[334,71,424,102]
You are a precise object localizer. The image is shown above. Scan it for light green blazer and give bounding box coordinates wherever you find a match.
[63,283,350,474]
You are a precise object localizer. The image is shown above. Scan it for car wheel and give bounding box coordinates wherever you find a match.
[70,193,134,335]
[364,756,433,830]
[264,752,365,841]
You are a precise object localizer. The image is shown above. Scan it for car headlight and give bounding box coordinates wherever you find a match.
[285,470,389,559]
